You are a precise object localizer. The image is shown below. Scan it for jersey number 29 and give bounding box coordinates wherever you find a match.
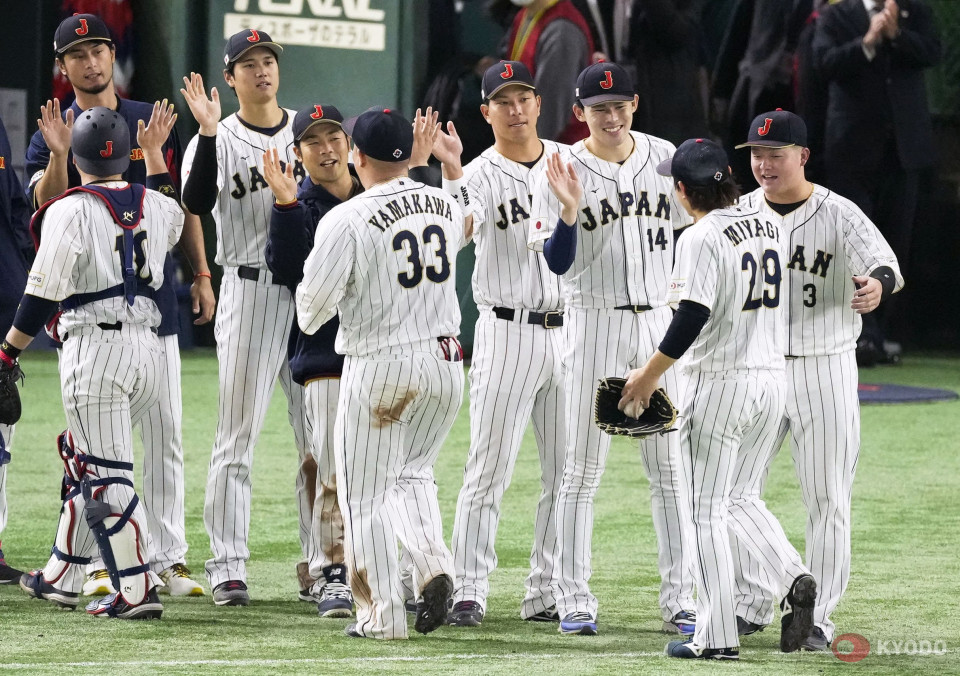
[741,249,781,311]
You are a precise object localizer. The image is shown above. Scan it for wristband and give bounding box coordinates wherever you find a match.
[274,197,298,207]
[193,272,212,281]
[0,341,20,366]
[442,176,470,211]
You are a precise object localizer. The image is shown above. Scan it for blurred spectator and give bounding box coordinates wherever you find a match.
[812,0,941,359]
[712,0,814,189]
[498,0,595,143]
[794,0,830,183]
[625,0,711,144]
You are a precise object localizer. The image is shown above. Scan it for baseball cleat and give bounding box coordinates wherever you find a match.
[666,638,739,660]
[447,600,483,627]
[404,599,417,613]
[317,581,354,618]
[86,588,163,620]
[559,612,598,635]
[523,604,559,622]
[780,573,817,653]
[737,615,767,636]
[662,610,696,635]
[212,579,250,606]
[19,571,79,610]
[82,568,115,596]
[415,574,453,635]
[158,563,204,597]
[297,561,319,602]
[344,623,367,638]
[801,626,830,652]
[0,548,24,584]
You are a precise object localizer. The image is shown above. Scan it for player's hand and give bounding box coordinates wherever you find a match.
[545,152,582,224]
[261,148,298,204]
[37,99,74,157]
[410,107,440,168]
[180,72,221,136]
[881,0,900,39]
[137,99,177,154]
[619,367,658,415]
[191,275,217,325]
[433,121,464,171]
[851,275,882,314]
[864,10,887,48]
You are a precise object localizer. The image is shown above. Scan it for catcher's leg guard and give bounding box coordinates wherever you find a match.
[79,458,157,606]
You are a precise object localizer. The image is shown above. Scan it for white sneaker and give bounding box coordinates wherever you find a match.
[158,563,205,597]
[82,569,115,597]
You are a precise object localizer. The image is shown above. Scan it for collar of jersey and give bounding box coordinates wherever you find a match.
[236,109,289,136]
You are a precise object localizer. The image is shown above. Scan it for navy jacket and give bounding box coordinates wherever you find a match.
[25,97,183,336]
[0,116,34,332]
[266,172,362,384]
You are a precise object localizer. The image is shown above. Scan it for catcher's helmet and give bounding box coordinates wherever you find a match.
[71,106,130,177]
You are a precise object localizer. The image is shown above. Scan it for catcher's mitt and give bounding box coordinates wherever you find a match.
[594,377,677,439]
[0,359,24,425]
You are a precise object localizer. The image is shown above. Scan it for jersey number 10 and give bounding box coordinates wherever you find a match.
[741,249,781,311]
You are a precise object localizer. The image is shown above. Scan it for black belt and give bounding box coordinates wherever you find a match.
[238,265,283,285]
[614,304,653,313]
[492,306,563,329]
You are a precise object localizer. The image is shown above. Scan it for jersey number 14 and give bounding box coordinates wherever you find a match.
[741,249,781,311]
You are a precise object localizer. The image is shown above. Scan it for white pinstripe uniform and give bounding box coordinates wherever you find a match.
[528,131,696,623]
[669,202,813,651]
[0,423,11,542]
[733,186,902,641]
[29,186,182,604]
[182,112,311,588]
[450,142,567,618]
[296,177,465,640]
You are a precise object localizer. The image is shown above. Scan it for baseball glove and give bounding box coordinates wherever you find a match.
[594,377,677,439]
[0,359,24,425]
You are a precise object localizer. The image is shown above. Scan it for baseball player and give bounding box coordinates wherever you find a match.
[528,61,696,636]
[9,105,183,619]
[444,61,566,627]
[24,13,213,598]
[0,114,34,585]
[180,30,312,606]
[731,110,902,651]
[619,137,817,659]
[296,107,468,640]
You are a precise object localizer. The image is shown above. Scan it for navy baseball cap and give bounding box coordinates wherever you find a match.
[656,138,730,187]
[293,104,345,141]
[54,13,113,56]
[72,106,131,177]
[343,107,412,163]
[735,109,808,149]
[224,28,283,66]
[575,62,635,107]
[481,61,535,100]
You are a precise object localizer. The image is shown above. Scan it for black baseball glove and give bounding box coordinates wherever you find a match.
[0,359,24,425]
[594,377,677,439]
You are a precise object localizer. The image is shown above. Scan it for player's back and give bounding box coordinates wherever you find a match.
[333,177,463,356]
[465,142,565,311]
[740,185,902,356]
[673,204,786,373]
[31,187,183,333]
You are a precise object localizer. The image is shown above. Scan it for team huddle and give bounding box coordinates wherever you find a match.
[0,14,902,660]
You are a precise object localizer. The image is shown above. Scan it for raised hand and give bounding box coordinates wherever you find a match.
[410,107,440,167]
[261,147,298,204]
[180,72,221,135]
[545,152,582,222]
[37,99,74,157]
[432,121,464,168]
[137,99,177,154]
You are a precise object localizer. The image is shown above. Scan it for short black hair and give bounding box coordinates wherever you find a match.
[677,173,741,213]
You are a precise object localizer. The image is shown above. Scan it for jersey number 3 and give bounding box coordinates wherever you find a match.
[393,225,451,288]
[741,249,781,311]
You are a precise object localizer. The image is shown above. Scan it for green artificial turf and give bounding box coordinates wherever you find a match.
[0,350,957,675]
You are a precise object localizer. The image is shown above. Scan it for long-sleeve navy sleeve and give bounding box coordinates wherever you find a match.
[542,218,578,274]
[266,201,314,291]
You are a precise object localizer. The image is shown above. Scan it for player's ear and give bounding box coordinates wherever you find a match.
[573,103,586,122]
[55,57,66,77]
[799,147,810,166]
[480,103,491,125]
[293,145,303,162]
[630,94,639,112]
